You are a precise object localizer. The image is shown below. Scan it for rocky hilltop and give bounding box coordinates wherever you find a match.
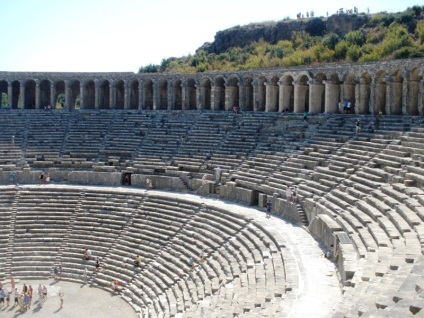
[198,14,368,54]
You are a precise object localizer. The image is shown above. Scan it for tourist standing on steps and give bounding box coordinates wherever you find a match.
[95,257,101,271]
[28,285,33,304]
[215,167,222,184]
[133,254,142,267]
[39,172,44,184]
[266,201,272,218]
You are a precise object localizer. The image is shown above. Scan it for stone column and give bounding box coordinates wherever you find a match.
[50,82,56,108]
[252,80,259,111]
[385,77,393,115]
[79,81,85,109]
[195,85,201,110]
[210,85,217,111]
[402,79,410,115]
[94,79,100,109]
[264,82,271,112]
[369,81,376,114]
[307,80,316,113]
[324,80,339,114]
[419,79,424,115]
[224,84,230,111]
[354,80,361,114]
[138,79,144,110]
[64,80,70,110]
[167,80,174,110]
[124,80,130,110]
[238,83,245,110]
[7,82,12,107]
[109,81,115,109]
[278,81,284,112]
[339,82,344,111]
[35,80,40,109]
[152,80,159,110]
[181,82,187,111]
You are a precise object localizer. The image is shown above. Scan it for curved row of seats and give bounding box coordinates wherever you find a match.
[2,110,424,316]
[0,186,288,317]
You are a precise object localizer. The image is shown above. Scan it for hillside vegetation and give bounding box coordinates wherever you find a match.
[139,6,424,74]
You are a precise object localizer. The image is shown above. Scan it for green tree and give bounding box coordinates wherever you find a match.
[416,20,424,45]
[1,92,8,106]
[138,64,159,73]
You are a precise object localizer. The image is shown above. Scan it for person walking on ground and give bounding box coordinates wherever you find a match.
[83,267,89,283]
[59,291,64,309]
[6,290,10,307]
[42,285,48,301]
[14,288,19,306]
[37,284,42,301]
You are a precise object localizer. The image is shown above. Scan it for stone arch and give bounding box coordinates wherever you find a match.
[294,75,309,113]
[0,80,7,107]
[12,81,20,109]
[99,80,110,109]
[280,74,294,112]
[84,80,95,109]
[39,79,51,108]
[25,80,36,109]
[358,73,371,114]
[186,78,196,110]
[391,70,403,115]
[410,68,421,115]
[214,77,225,111]
[55,81,65,109]
[256,76,267,111]
[114,80,125,109]
[173,79,183,111]
[375,70,387,115]
[266,76,279,112]
[243,77,254,112]
[200,77,212,110]
[158,78,168,110]
[310,72,326,113]
[226,77,239,111]
[129,79,139,110]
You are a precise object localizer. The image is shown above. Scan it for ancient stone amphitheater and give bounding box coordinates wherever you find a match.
[0,59,424,317]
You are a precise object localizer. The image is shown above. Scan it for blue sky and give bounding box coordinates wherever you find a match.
[0,0,420,72]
